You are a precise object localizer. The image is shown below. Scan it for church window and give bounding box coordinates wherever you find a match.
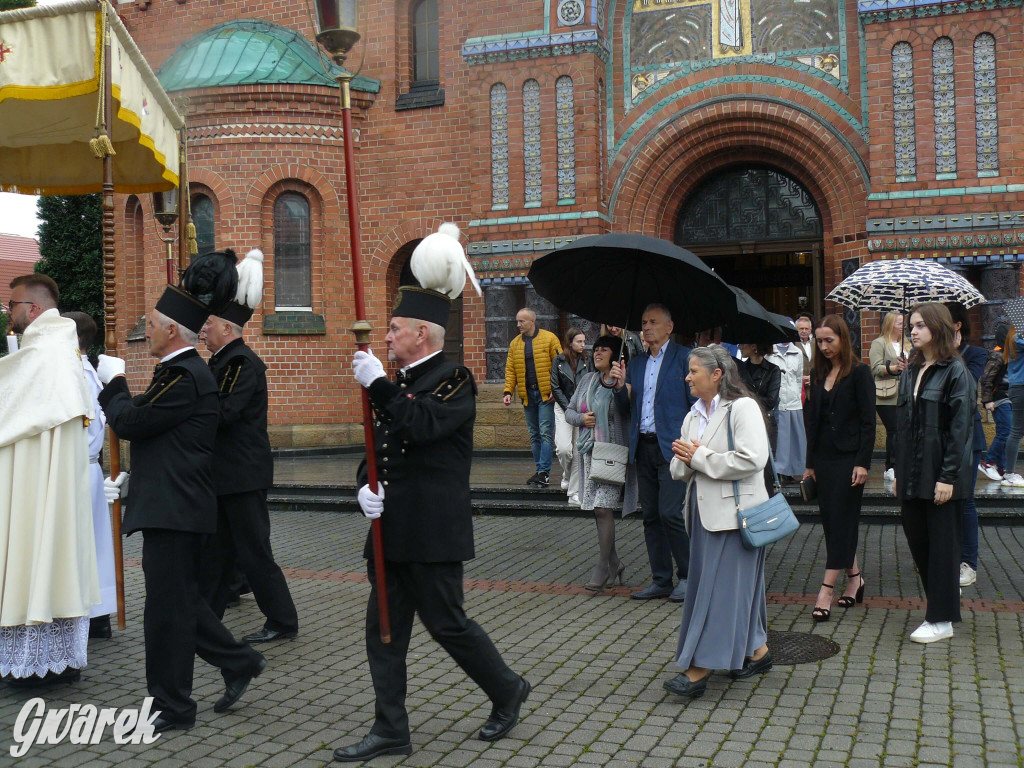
[190,193,215,259]
[556,76,576,203]
[490,83,509,208]
[974,33,998,176]
[523,80,542,206]
[892,42,916,181]
[412,0,439,83]
[933,37,956,177]
[273,193,311,310]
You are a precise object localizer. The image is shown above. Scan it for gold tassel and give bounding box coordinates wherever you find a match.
[186,221,198,255]
[89,134,116,159]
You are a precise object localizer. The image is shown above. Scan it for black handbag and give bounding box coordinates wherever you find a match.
[726,405,800,550]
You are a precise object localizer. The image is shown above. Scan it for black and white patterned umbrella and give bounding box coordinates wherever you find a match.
[826,258,985,313]
[1001,297,1024,332]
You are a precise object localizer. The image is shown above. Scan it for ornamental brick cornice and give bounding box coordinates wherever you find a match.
[858,0,1023,24]
[462,29,609,65]
[186,123,352,144]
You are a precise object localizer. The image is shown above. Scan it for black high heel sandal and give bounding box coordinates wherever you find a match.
[837,572,865,608]
[812,583,833,622]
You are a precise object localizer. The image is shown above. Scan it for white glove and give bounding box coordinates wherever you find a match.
[357,483,384,519]
[353,349,386,388]
[96,354,126,385]
[104,472,129,504]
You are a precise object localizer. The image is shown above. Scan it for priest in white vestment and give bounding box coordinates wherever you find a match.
[0,275,99,682]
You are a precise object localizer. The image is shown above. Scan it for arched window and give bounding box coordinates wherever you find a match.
[490,83,509,208]
[273,193,311,309]
[933,37,956,176]
[892,42,916,181]
[523,80,542,206]
[556,75,576,202]
[190,193,215,258]
[412,0,439,83]
[974,33,998,175]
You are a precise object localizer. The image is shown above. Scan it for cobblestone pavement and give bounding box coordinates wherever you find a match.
[2,509,1023,767]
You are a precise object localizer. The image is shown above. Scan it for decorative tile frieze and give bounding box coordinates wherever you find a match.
[859,0,1023,23]
[974,33,998,175]
[892,42,917,180]
[555,76,576,202]
[462,29,608,65]
[490,83,509,208]
[932,38,956,176]
[187,123,348,143]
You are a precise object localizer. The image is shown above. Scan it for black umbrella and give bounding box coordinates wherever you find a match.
[719,287,799,344]
[527,233,737,333]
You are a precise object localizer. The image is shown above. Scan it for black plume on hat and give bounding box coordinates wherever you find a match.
[181,249,239,315]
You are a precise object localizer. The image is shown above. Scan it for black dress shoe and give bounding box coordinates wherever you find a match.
[478,676,531,741]
[152,715,195,734]
[242,627,298,643]
[89,615,112,639]
[214,655,267,713]
[333,733,412,762]
[729,651,773,680]
[663,673,708,699]
[630,584,673,600]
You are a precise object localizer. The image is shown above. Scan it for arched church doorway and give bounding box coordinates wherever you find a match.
[397,242,464,364]
[675,166,824,320]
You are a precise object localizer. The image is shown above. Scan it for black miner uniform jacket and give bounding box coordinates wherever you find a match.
[358,353,477,563]
[99,349,219,536]
[209,337,274,494]
[893,356,975,501]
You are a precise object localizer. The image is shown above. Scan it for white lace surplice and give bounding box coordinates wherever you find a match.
[0,617,88,678]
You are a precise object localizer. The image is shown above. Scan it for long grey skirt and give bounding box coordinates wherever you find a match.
[675,493,768,672]
[774,408,806,476]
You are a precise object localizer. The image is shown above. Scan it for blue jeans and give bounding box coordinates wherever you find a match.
[986,401,1012,470]
[1003,386,1024,474]
[524,388,554,473]
[961,449,981,569]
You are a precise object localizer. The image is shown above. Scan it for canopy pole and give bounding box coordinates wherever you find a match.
[99,6,126,631]
[177,128,189,273]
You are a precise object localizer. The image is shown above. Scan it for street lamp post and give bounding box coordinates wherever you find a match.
[153,189,179,285]
[312,0,391,643]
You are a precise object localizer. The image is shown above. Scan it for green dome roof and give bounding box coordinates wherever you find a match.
[158,19,379,93]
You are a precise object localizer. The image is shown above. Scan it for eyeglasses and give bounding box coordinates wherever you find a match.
[6,301,34,313]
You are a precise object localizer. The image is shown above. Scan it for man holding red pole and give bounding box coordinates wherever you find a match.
[334,224,529,763]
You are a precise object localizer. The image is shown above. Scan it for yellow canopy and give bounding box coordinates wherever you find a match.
[0,0,184,195]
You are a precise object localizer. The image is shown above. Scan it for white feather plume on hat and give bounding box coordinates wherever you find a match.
[410,223,482,299]
[234,248,264,309]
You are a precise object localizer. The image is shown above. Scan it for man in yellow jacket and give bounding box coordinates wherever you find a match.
[502,309,562,486]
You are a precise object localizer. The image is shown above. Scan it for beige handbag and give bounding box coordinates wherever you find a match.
[875,376,899,398]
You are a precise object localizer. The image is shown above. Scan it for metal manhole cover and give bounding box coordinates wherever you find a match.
[767,630,840,665]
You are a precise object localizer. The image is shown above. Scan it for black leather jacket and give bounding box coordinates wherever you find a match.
[894,356,975,500]
[550,353,592,410]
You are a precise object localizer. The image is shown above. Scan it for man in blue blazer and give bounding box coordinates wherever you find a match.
[613,304,694,601]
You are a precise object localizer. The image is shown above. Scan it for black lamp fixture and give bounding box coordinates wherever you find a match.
[314,0,360,67]
[152,189,180,284]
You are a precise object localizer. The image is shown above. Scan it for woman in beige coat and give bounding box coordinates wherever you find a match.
[661,345,772,701]
[869,311,908,480]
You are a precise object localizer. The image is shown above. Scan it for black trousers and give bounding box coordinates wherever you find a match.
[635,438,690,587]
[365,560,520,740]
[815,454,865,570]
[141,529,263,722]
[203,490,298,633]
[900,498,963,623]
[876,405,899,471]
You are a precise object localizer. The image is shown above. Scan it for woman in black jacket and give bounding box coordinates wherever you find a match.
[551,328,591,503]
[802,315,876,622]
[895,302,973,643]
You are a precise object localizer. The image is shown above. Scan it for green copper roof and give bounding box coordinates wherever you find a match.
[157,19,380,94]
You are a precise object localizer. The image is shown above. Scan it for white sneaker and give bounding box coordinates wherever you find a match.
[568,494,580,507]
[959,562,977,587]
[909,621,954,644]
[883,468,895,482]
[979,461,1003,482]
[1000,472,1024,487]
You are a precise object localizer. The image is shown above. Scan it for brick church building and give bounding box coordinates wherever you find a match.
[109,0,1023,445]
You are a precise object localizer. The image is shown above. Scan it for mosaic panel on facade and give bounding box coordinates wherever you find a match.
[490,83,509,207]
[974,33,998,175]
[555,76,576,202]
[523,80,542,206]
[627,0,842,107]
[675,167,822,244]
[892,41,917,181]
[932,37,956,176]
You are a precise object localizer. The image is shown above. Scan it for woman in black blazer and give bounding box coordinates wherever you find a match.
[802,315,876,621]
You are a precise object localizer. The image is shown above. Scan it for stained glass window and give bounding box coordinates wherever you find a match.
[490,83,509,208]
[273,193,311,309]
[190,193,215,259]
[974,33,998,175]
[523,80,542,206]
[556,76,576,202]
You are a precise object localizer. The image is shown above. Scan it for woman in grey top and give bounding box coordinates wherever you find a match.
[565,335,638,591]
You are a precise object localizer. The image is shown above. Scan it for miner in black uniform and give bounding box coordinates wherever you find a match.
[96,273,266,733]
[333,224,529,763]
[201,248,298,642]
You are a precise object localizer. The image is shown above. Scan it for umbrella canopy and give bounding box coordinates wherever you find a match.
[1001,297,1024,333]
[826,258,985,313]
[527,233,737,333]
[0,0,184,195]
[719,287,800,344]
